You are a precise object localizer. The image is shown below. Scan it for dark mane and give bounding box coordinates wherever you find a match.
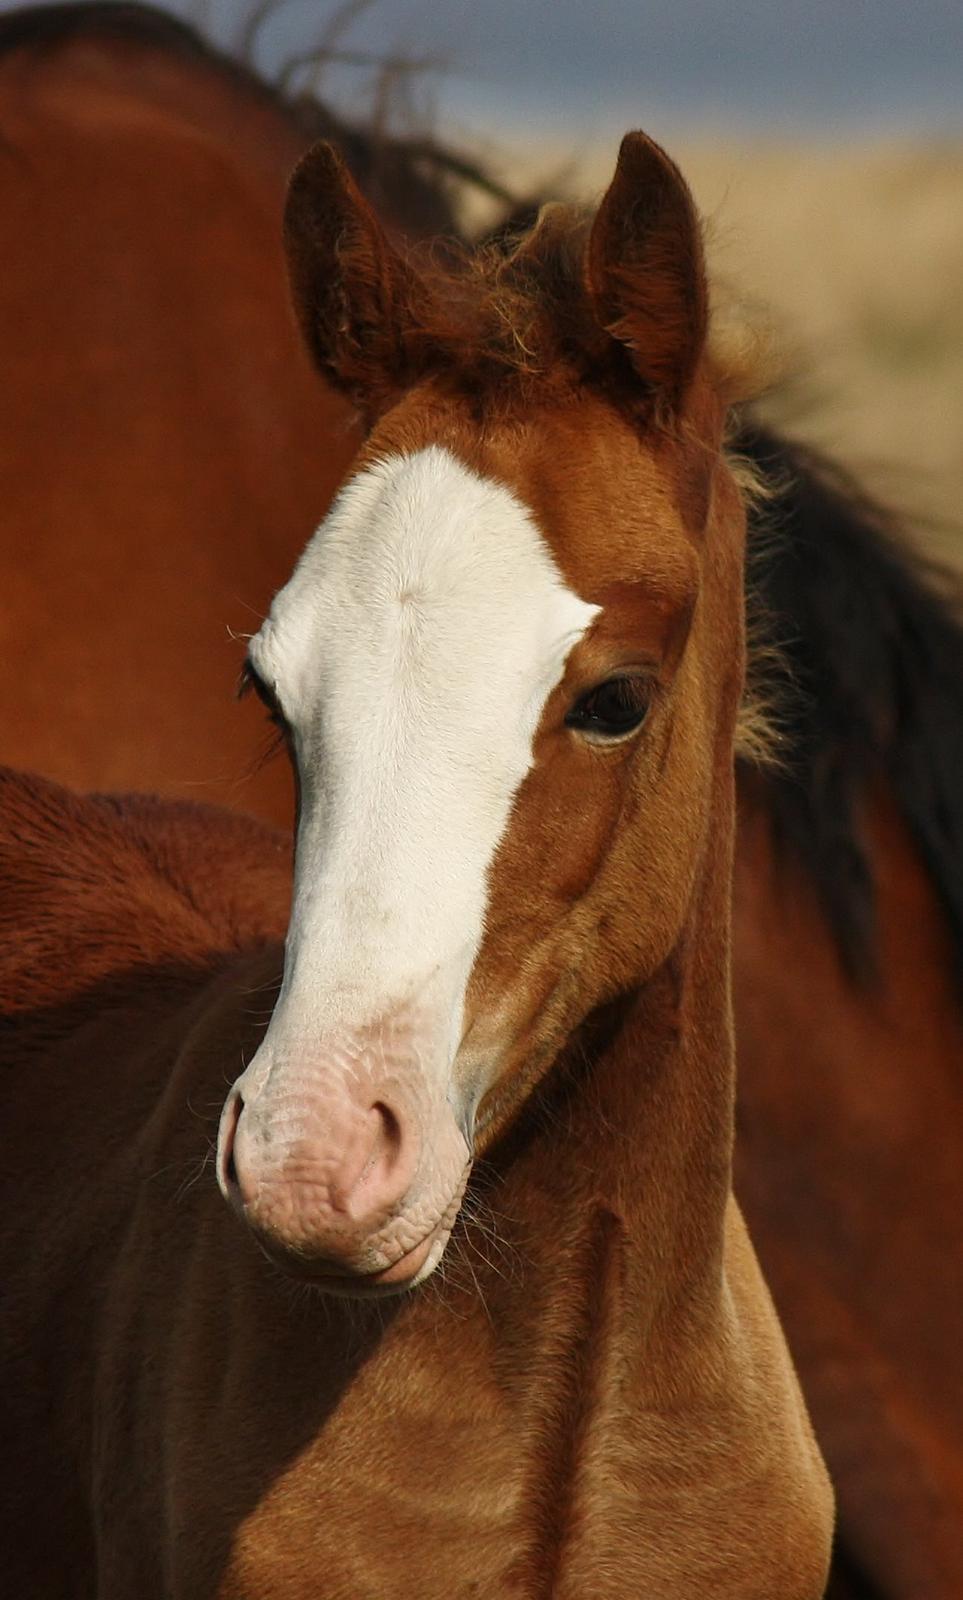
[737,420,963,995]
[0,1,512,239]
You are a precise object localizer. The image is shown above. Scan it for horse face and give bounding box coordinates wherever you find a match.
[217,398,739,1292]
[218,441,596,1292]
[216,131,741,1293]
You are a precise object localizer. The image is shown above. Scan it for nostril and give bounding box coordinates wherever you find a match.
[371,1101,403,1166]
[334,1100,413,1222]
[217,1089,245,1204]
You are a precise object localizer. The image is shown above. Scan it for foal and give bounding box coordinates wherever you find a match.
[0,134,831,1597]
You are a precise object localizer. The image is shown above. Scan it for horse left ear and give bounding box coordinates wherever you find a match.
[587,132,708,410]
[283,141,425,418]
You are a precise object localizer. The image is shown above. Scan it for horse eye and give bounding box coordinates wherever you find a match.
[238,659,289,732]
[565,677,650,740]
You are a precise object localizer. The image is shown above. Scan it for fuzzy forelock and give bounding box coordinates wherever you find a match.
[400,206,601,398]
[400,201,772,410]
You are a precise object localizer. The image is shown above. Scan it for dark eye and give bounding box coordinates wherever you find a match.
[238,659,289,733]
[565,676,650,740]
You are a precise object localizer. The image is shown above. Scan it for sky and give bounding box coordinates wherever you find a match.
[197,0,960,140]
[6,0,962,143]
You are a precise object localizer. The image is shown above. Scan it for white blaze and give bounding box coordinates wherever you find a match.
[248,446,597,1102]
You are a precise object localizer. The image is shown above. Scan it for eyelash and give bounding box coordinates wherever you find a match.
[238,661,286,723]
[565,675,651,740]
[238,662,294,771]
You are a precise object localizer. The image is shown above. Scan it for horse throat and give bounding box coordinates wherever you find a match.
[464,816,756,1591]
[492,775,738,1319]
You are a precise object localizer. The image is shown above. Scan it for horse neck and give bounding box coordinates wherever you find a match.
[445,775,831,1596]
[490,770,738,1368]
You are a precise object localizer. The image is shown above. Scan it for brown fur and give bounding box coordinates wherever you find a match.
[734,787,963,1597]
[284,136,737,426]
[0,6,459,822]
[1,13,958,1595]
[0,130,832,1596]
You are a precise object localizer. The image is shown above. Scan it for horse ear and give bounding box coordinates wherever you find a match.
[586,132,707,409]
[283,141,424,417]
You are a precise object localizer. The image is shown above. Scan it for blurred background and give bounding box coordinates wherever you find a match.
[31,0,956,551]
[4,0,960,541]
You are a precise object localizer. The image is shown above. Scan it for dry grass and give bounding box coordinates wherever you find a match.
[470,134,963,562]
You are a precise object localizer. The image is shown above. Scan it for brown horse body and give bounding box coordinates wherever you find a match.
[0,3,357,826]
[2,8,962,1598]
[0,773,826,1600]
[735,798,963,1598]
[1,122,833,1596]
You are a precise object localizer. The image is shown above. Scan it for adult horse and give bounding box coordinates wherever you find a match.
[0,133,833,1596]
[2,7,962,1596]
[0,0,494,825]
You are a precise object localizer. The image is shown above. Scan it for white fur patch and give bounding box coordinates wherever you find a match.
[248,446,597,1112]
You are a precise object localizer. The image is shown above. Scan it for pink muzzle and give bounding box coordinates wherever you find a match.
[216,1014,470,1293]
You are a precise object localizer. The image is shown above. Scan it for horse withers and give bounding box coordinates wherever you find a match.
[0,134,832,1596]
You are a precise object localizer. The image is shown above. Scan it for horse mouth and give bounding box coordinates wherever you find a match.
[295,1221,452,1297]
[249,1190,464,1298]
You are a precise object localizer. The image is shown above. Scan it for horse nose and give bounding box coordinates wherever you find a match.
[216,1085,245,1206]
[216,1080,418,1262]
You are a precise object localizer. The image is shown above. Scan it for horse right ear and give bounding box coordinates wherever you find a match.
[586,132,708,412]
[283,142,424,419]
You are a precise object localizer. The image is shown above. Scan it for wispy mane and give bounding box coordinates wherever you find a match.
[399,201,773,408]
[737,422,963,993]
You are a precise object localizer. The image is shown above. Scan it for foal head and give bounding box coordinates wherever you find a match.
[217,133,748,1294]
